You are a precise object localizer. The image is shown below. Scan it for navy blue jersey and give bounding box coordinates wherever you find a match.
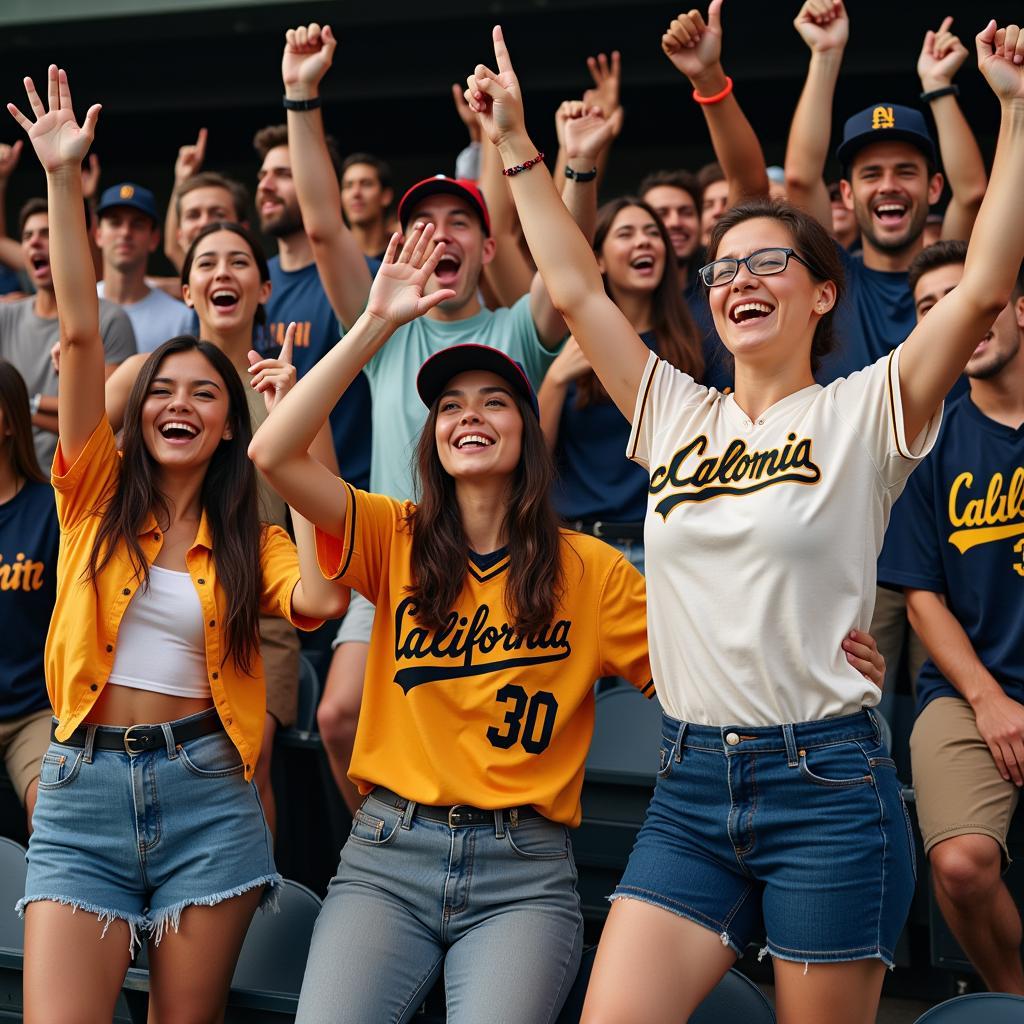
[553,331,658,523]
[877,395,1024,712]
[0,479,59,720]
[262,256,372,490]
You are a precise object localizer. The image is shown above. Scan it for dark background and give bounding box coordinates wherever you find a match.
[0,0,1018,272]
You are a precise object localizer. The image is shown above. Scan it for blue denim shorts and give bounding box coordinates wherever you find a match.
[18,709,280,951]
[613,710,915,967]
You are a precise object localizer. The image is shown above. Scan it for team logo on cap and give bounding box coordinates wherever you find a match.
[119,185,135,199]
[871,106,895,131]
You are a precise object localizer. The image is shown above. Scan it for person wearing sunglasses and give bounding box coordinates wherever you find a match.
[462,13,1024,1024]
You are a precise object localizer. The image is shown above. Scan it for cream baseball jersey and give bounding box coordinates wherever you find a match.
[315,487,652,826]
[628,344,941,726]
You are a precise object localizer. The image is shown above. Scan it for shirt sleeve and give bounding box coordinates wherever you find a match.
[50,415,120,531]
[98,300,138,363]
[258,524,326,631]
[313,485,405,601]
[598,553,655,698]
[876,455,946,593]
[829,343,942,490]
[626,351,707,471]
[503,293,559,389]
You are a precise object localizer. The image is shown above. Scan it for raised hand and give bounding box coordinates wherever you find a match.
[174,127,207,186]
[365,223,456,328]
[918,17,968,91]
[282,22,336,97]
[248,323,298,414]
[662,2,725,84]
[977,20,1024,102]
[548,337,592,387]
[562,102,623,163]
[793,0,848,54]
[583,51,622,119]
[80,152,100,200]
[451,83,482,143]
[464,25,526,148]
[0,140,22,183]
[7,65,101,174]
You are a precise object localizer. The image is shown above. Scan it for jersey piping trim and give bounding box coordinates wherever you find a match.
[467,557,511,584]
[628,357,659,461]
[338,481,359,580]
[886,348,908,459]
[640,679,656,699]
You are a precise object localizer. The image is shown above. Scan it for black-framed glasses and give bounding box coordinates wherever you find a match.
[698,247,819,288]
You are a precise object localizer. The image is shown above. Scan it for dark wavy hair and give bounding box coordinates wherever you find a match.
[405,389,564,636]
[0,360,45,484]
[87,336,262,673]
[707,197,845,373]
[181,221,270,327]
[577,196,704,408]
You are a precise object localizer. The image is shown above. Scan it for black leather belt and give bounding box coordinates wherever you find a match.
[371,787,542,828]
[51,709,224,756]
[570,520,644,542]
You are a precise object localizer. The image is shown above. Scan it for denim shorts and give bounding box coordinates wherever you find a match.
[18,709,280,951]
[613,710,915,967]
[295,788,583,1024]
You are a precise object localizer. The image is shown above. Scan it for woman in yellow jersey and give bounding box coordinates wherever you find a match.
[462,15,1024,1024]
[9,67,349,1023]
[250,203,887,1019]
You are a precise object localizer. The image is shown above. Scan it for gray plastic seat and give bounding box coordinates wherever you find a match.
[294,654,321,735]
[230,878,322,995]
[0,837,27,949]
[585,685,663,782]
[914,992,1024,1022]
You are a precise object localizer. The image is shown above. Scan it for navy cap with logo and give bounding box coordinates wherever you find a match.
[398,176,491,237]
[836,104,937,172]
[96,183,159,222]
[416,344,539,419]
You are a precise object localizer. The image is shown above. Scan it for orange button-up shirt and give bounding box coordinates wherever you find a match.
[46,416,321,779]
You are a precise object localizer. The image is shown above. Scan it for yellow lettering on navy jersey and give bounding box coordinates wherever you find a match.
[649,432,821,518]
[948,467,1024,553]
[0,552,45,592]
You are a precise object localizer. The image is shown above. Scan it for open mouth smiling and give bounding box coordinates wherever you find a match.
[728,301,775,324]
[454,433,495,450]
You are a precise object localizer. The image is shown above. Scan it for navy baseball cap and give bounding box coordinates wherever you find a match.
[416,344,539,419]
[398,176,491,236]
[835,104,937,172]
[97,183,159,222]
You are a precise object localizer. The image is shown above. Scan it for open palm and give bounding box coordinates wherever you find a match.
[365,224,456,327]
[7,66,99,174]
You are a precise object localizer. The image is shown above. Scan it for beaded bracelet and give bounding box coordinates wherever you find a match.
[503,151,546,177]
[692,76,734,106]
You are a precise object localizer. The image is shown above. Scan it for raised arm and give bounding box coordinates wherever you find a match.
[663,2,768,209]
[466,27,648,417]
[900,21,1024,441]
[0,141,26,272]
[537,338,592,452]
[8,66,104,465]
[283,23,372,330]
[164,128,206,272]
[784,0,849,227]
[917,18,988,241]
[249,223,454,537]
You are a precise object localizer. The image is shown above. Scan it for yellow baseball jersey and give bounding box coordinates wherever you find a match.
[315,486,652,826]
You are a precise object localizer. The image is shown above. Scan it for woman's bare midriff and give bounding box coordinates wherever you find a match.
[85,682,215,728]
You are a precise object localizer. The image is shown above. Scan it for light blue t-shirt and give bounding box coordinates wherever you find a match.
[96,282,195,354]
[363,294,557,499]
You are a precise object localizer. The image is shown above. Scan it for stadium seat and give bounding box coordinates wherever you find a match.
[912,992,1024,1022]
[293,653,322,736]
[556,946,776,1023]
[0,838,26,951]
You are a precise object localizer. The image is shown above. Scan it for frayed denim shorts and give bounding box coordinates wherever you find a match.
[613,710,915,968]
[18,709,280,951]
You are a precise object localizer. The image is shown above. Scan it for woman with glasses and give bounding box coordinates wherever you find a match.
[463,16,1024,1024]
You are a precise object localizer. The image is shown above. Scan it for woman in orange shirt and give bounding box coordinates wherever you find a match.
[9,67,349,1023]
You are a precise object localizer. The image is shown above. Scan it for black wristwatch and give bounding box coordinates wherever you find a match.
[564,165,598,183]
[282,96,322,111]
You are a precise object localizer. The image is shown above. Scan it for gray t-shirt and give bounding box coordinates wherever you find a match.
[362,294,558,499]
[97,282,194,354]
[0,296,137,471]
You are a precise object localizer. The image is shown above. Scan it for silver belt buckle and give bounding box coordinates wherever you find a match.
[592,521,605,538]
[448,805,468,828]
[123,724,148,756]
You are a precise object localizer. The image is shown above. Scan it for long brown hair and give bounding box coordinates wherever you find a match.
[0,360,45,484]
[405,389,564,636]
[707,198,846,373]
[577,197,704,408]
[87,337,262,673]
[181,221,271,328]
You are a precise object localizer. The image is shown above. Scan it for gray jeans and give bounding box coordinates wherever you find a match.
[295,789,583,1024]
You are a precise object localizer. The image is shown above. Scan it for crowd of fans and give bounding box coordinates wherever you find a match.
[0,1,1022,1021]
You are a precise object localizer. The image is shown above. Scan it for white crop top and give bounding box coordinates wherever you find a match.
[108,565,211,698]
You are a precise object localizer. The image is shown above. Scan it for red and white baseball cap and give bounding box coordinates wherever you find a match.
[397,175,491,236]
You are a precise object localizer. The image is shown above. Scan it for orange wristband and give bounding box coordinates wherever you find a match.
[692,76,734,106]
